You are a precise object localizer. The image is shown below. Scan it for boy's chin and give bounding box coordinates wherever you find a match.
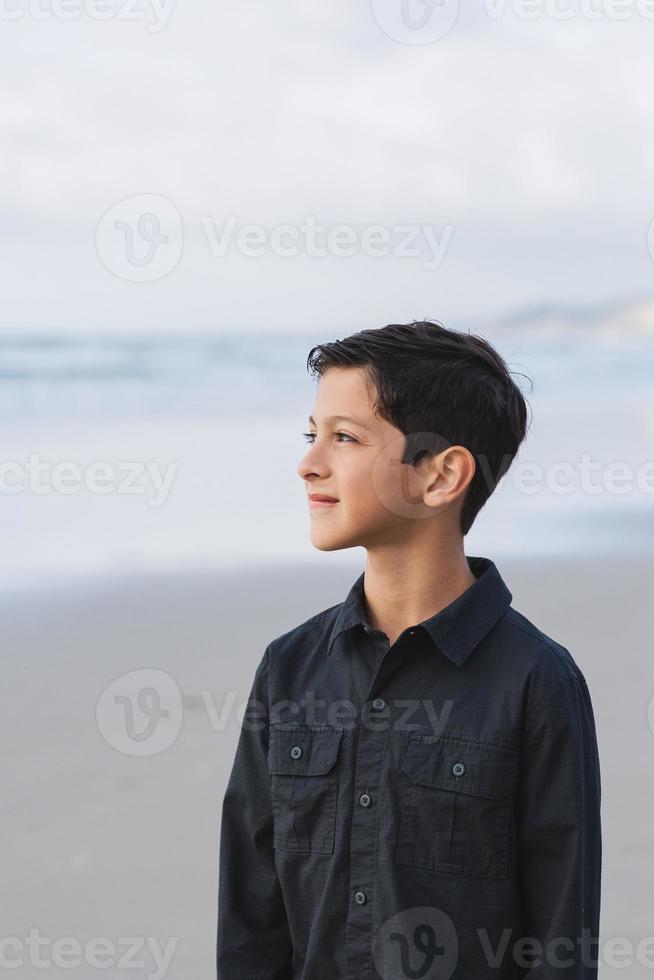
[309,529,361,553]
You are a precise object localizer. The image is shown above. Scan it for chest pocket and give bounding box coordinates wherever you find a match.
[396,732,518,879]
[268,725,344,855]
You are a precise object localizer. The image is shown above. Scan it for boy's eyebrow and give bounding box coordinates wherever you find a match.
[309,414,372,431]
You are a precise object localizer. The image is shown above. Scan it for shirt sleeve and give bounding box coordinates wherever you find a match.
[216,645,294,980]
[515,670,602,980]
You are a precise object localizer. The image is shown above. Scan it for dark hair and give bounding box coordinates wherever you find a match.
[306,319,531,535]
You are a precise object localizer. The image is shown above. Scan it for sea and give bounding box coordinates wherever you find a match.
[1,328,652,592]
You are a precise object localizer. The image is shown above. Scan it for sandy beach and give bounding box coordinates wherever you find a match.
[2,553,650,978]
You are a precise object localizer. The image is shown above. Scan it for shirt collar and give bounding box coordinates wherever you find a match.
[326,555,512,667]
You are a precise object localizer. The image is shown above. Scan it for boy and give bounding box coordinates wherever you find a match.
[217,320,602,979]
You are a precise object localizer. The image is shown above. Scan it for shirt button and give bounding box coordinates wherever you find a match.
[354,890,367,905]
[452,761,466,777]
[359,792,371,808]
[372,698,386,711]
[407,629,416,636]
[290,745,303,760]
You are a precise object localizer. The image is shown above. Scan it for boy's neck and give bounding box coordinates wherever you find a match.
[361,545,477,649]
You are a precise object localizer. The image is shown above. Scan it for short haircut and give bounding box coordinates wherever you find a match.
[306,319,531,535]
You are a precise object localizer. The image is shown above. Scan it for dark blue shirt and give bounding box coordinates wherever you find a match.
[217,555,602,979]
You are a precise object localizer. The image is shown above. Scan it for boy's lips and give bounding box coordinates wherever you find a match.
[308,493,339,508]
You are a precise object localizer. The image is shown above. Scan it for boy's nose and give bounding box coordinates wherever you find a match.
[297,451,328,481]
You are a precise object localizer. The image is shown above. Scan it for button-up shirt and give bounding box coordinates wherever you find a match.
[217,555,602,980]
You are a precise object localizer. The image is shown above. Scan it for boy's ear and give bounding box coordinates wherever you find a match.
[422,446,476,505]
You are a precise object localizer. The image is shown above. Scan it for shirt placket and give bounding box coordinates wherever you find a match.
[345,631,394,980]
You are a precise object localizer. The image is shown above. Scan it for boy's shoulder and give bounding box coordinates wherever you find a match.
[267,601,342,658]
[500,605,582,677]
[498,604,591,712]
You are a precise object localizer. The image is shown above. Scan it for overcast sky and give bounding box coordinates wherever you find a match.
[2,0,654,334]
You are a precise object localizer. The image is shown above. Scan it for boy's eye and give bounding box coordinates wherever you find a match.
[301,431,356,444]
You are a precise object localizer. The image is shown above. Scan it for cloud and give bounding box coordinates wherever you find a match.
[1,1,654,330]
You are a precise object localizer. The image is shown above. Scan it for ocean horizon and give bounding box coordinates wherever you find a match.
[2,326,652,590]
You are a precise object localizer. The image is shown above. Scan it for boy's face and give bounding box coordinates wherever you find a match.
[297,365,453,552]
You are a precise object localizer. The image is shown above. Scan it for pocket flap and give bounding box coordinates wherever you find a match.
[402,733,517,799]
[268,726,344,776]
